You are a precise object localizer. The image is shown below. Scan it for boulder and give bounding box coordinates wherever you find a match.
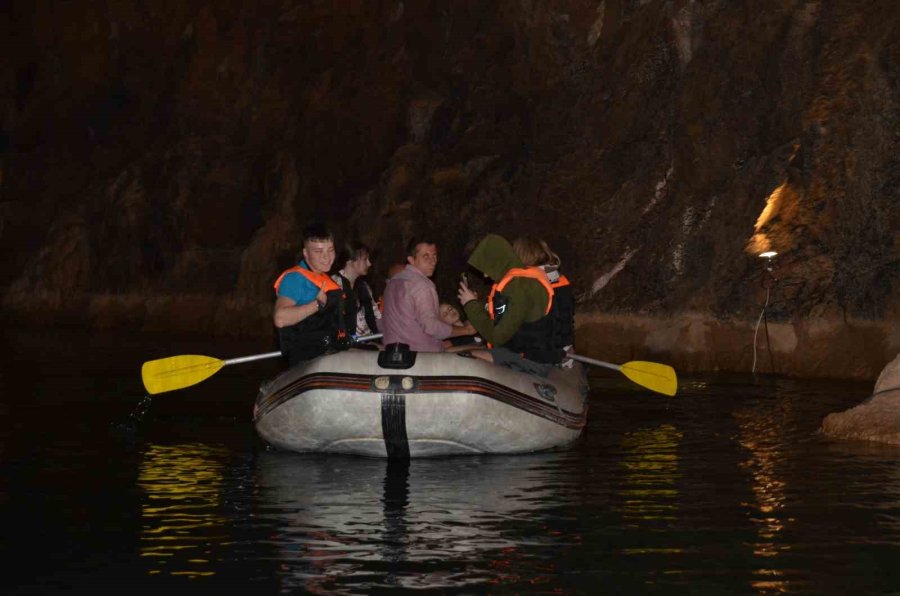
[821,353,900,444]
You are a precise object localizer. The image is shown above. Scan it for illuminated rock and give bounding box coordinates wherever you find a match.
[821,353,900,445]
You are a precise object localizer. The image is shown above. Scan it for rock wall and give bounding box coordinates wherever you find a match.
[1,1,899,379]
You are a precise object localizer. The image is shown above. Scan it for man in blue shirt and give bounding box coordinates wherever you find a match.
[273,223,345,365]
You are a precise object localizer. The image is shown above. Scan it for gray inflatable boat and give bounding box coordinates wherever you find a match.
[254,346,589,458]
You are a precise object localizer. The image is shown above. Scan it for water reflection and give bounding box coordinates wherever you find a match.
[254,452,579,593]
[616,424,683,530]
[137,443,228,578]
[735,395,793,593]
[822,439,900,535]
[381,459,411,577]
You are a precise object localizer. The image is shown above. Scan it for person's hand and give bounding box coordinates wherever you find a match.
[459,321,476,335]
[316,282,328,306]
[458,281,477,306]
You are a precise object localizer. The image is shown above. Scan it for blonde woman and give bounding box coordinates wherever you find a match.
[511,236,575,355]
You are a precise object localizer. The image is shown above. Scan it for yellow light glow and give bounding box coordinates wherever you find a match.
[747,183,787,256]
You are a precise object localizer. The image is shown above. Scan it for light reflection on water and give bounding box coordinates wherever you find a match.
[735,398,792,592]
[138,443,229,578]
[616,424,684,527]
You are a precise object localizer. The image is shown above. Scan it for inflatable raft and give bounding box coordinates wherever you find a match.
[253,345,589,458]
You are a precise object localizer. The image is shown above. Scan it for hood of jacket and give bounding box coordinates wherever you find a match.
[467,234,523,281]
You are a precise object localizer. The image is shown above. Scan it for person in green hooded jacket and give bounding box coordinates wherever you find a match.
[457,234,565,376]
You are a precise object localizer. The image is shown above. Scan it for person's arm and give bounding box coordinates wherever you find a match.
[410,283,455,340]
[448,321,476,337]
[360,281,382,329]
[460,280,531,346]
[462,297,527,346]
[273,280,327,328]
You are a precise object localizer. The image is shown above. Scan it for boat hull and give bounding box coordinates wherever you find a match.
[254,350,589,458]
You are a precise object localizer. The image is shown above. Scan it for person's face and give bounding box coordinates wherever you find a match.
[303,239,335,274]
[408,243,438,277]
[349,252,371,277]
[439,303,460,325]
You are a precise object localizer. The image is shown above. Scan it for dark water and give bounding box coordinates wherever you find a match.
[2,329,899,594]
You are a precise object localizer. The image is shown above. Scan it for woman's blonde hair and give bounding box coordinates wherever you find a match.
[512,236,560,268]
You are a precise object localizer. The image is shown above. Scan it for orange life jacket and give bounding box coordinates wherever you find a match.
[273,264,345,365]
[273,266,340,295]
[484,267,560,363]
[487,267,554,320]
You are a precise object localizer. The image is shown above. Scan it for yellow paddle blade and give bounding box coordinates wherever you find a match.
[620,361,678,396]
[141,355,226,395]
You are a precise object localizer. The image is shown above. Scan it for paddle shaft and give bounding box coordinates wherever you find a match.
[569,353,621,372]
[222,333,384,367]
[224,351,282,366]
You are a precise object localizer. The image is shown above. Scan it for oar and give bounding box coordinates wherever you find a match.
[141,334,383,395]
[569,354,678,396]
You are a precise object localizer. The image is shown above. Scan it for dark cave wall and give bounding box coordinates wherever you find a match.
[1,0,899,376]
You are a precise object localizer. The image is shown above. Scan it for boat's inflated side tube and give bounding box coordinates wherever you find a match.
[378,343,417,369]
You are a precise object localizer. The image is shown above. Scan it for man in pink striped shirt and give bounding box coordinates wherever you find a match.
[381,239,475,352]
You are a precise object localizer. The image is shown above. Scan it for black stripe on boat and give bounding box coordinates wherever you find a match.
[255,373,586,430]
[381,391,410,459]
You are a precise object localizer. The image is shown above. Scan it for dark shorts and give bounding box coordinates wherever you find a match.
[489,346,553,377]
